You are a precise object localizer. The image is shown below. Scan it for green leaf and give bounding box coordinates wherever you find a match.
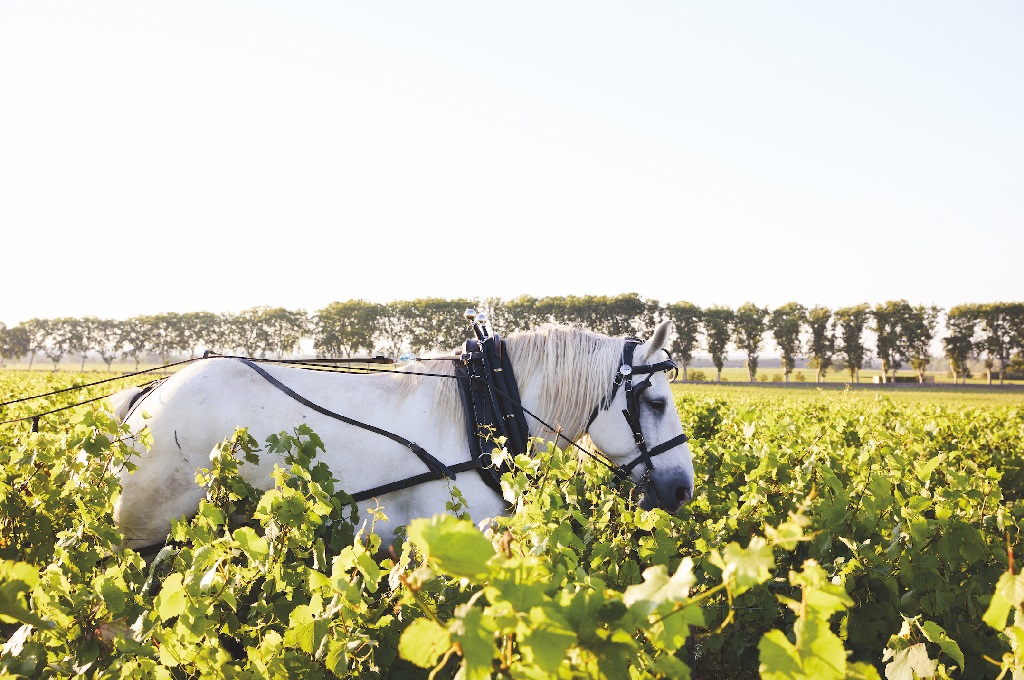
[517,606,576,673]
[0,560,50,628]
[284,604,328,654]
[407,514,496,581]
[983,571,1024,630]
[920,620,964,668]
[399,618,452,668]
[623,557,696,617]
[452,605,496,680]
[758,629,803,680]
[915,454,944,482]
[884,643,936,680]
[797,617,845,680]
[154,573,187,622]
[95,574,127,616]
[233,526,269,563]
[356,551,382,593]
[711,537,774,597]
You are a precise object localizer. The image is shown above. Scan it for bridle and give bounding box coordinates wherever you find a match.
[587,338,689,497]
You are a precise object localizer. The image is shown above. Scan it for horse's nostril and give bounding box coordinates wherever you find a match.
[676,486,692,504]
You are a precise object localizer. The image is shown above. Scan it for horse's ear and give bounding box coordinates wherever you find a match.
[643,320,673,357]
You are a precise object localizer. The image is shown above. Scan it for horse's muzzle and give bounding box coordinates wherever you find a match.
[638,476,693,513]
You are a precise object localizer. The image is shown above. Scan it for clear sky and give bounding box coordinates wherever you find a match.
[2,2,1022,327]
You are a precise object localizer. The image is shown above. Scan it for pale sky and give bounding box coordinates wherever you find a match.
[2,2,1022,327]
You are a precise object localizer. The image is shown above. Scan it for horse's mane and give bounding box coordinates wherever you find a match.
[504,325,624,441]
[390,325,624,441]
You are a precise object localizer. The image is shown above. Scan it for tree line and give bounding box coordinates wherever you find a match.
[0,295,1021,384]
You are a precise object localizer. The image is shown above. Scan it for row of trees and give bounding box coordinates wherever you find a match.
[1,295,1022,384]
[664,300,1023,384]
[0,296,658,372]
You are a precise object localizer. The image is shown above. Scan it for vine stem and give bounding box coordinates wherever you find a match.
[649,582,729,627]
[398,571,444,626]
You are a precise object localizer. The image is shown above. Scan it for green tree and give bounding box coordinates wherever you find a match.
[73,317,100,371]
[204,313,235,354]
[225,308,273,358]
[769,302,806,383]
[944,305,980,384]
[261,307,309,358]
[21,318,50,370]
[595,293,659,338]
[417,297,475,354]
[835,304,870,382]
[978,302,1024,385]
[534,296,572,327]
[906,305,941,383]
[805,306,835,383]
[41,318,76,370]
[377,302,411,357]
[733,302,770,382]
[871,300,915,383]
[179,311,224,358]
[664,301,702,381]
[703,306,734,383]
[313,300,384,358]
[384,298,475,356]
[119,316,150,370]
[144,312,185,365]
[0,323,30,367]
[92,318,123,371]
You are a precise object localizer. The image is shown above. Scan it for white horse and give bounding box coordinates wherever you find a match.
[110,320,694,549]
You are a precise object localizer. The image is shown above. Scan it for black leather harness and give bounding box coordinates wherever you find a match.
[454,334,530,493]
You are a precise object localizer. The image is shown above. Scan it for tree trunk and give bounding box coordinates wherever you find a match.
[28,353,35,370]
[785,371,790,383]
[682,364,688,382]
[716,368,722,382]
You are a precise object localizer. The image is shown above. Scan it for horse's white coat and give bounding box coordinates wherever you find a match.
[112,320,694,548]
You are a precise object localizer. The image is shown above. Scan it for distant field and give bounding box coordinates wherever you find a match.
[674,381,1024,408]
[680,364,1023,388]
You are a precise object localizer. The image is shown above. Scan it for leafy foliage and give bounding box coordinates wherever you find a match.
[1,371,1023,679]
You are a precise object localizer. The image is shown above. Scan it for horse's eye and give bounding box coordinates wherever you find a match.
[647,397,667,412]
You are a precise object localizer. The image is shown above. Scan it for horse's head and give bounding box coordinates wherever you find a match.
[586,320,695,512]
